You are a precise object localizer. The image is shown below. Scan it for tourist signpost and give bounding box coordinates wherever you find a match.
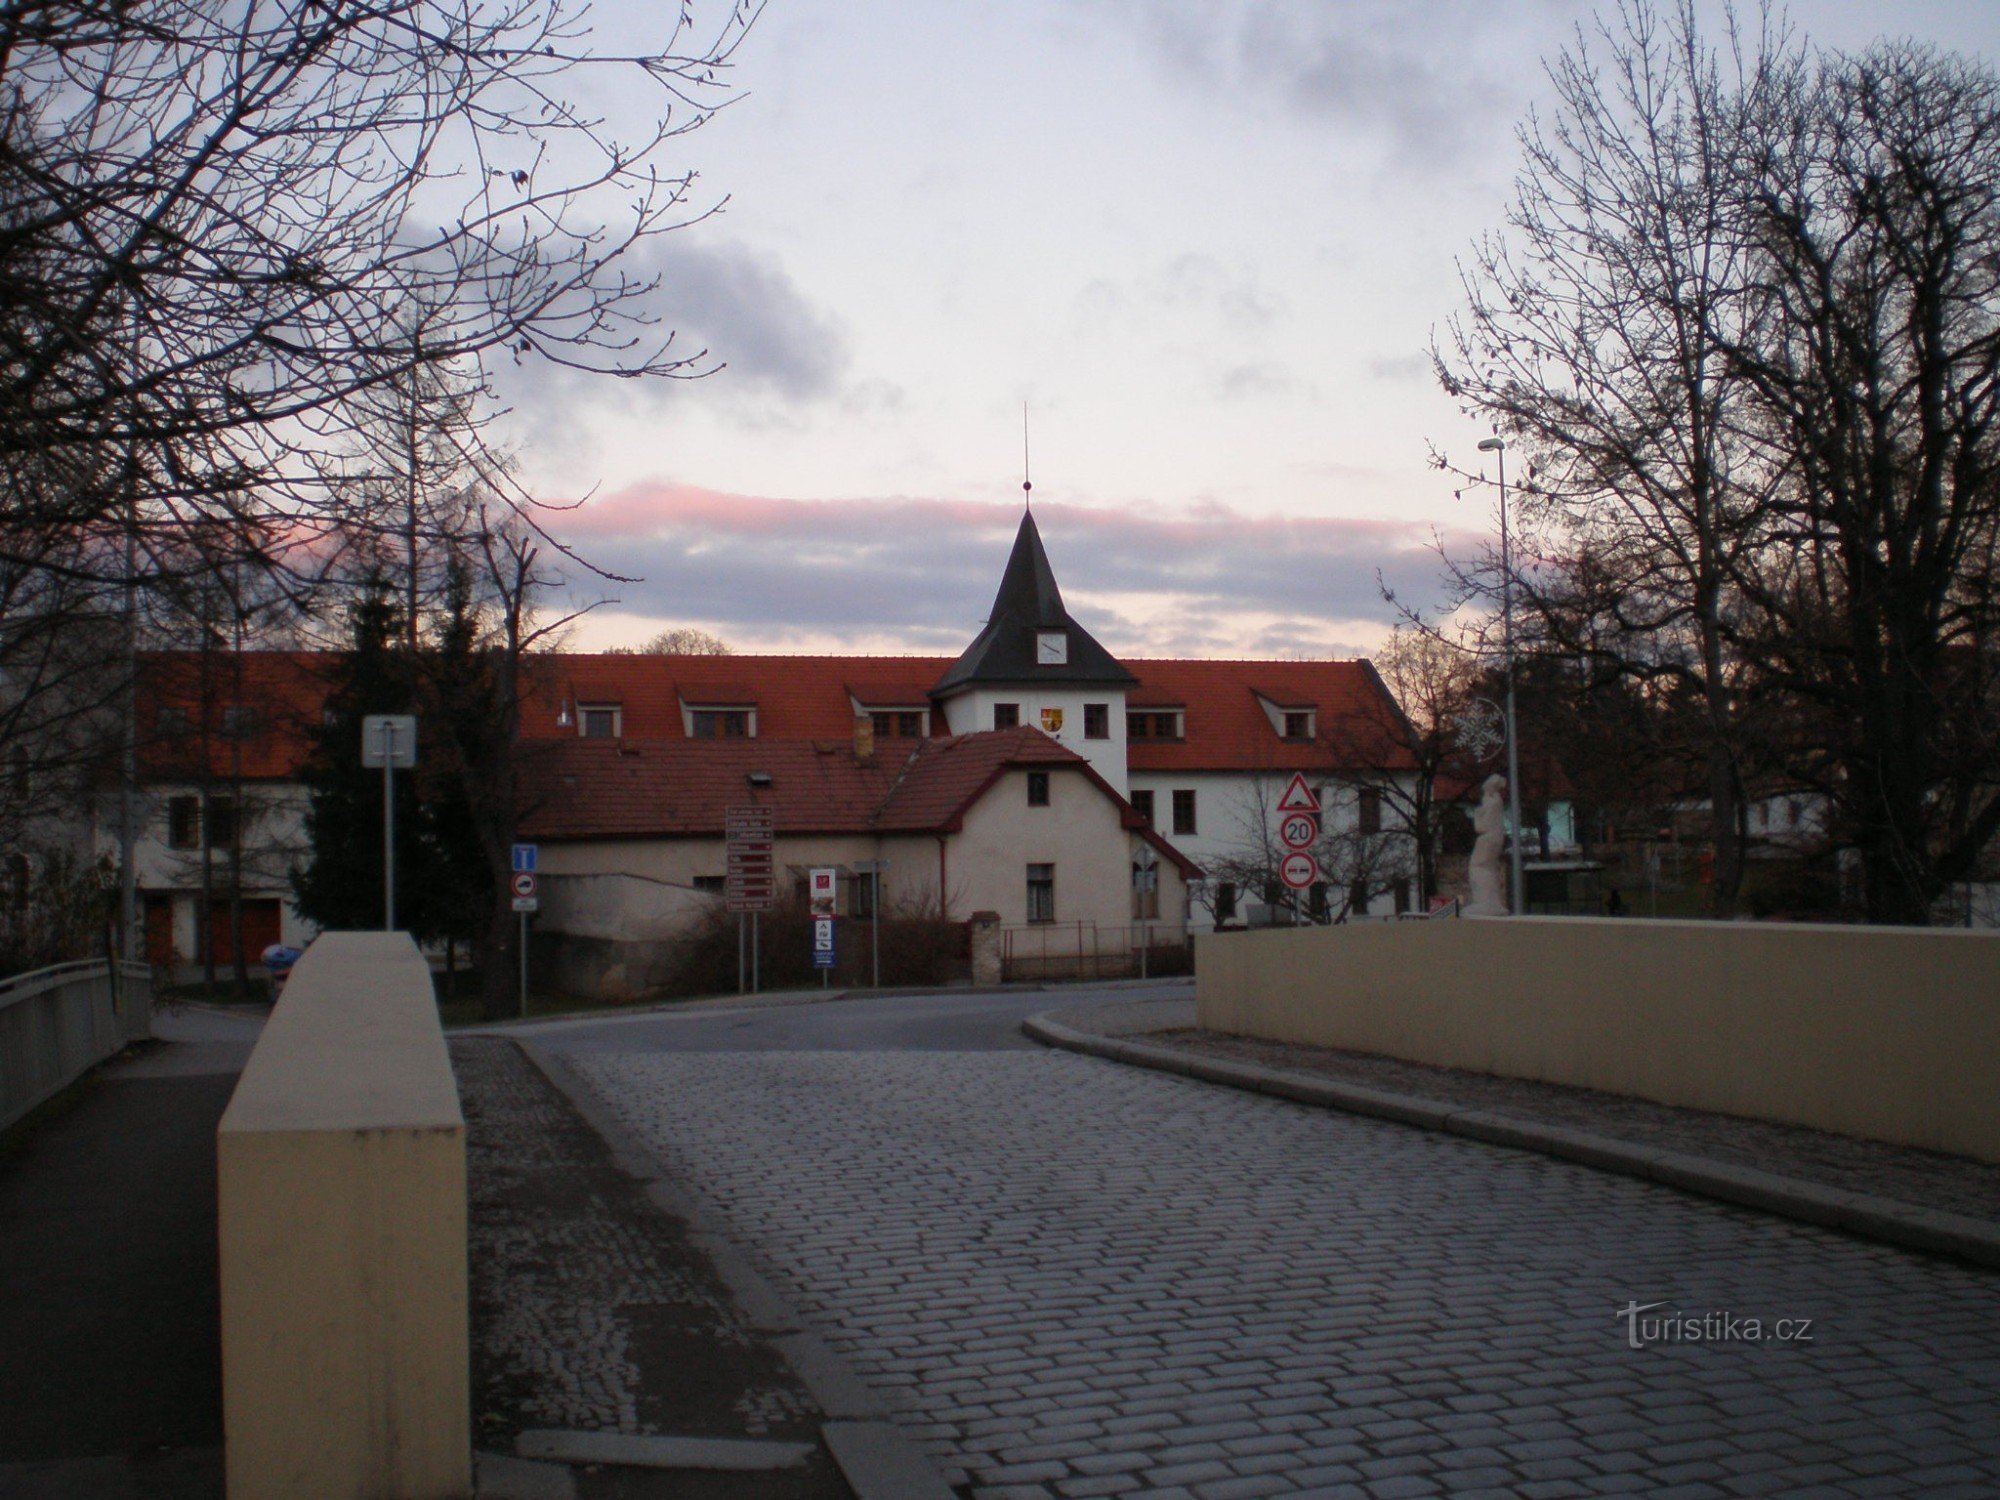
[809,868,837,985]
[727,806,775,992]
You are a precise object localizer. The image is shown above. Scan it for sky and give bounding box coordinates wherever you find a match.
[496,0,2000,661]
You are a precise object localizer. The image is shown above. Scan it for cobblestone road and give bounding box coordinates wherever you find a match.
[572,1044,2000,1500]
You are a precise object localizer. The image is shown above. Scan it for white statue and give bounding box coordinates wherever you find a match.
[1465,772,1510,916]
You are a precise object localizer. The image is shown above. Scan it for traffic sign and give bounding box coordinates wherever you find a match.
[1279,811,1319,850]
[512,843,538,873]
[808,867,837,916]
[1279,850,1319,890]
[1275,772,1321,814]
[511,871,537,899]
[511,895,539,913]
[811,916,836,969]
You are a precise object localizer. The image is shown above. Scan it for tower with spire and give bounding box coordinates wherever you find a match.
[932,508,1137,792]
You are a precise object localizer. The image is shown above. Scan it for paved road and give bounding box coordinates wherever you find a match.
[536,984,2000,1500]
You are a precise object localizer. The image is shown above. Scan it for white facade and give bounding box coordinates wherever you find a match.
[938,686,1131,795]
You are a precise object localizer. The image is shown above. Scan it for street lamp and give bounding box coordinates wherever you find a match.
[1477,436,1527,916]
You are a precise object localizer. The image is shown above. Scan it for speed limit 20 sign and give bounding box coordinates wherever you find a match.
[1279,811,1318,850]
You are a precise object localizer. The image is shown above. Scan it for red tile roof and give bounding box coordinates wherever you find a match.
[132,651,1413,790]
[516,725,1199,875]
[520,654,958,741]
[135,651,334,783]
[1122,659,1413,773]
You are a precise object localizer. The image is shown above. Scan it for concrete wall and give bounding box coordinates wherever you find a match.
[217,931,468,1499]
[1197,917,2000,1163]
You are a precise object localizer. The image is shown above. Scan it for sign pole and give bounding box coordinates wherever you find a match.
[519,909,528,1019]
[738,915,745,995]
[382,721,395,931]
[752,911,760,993]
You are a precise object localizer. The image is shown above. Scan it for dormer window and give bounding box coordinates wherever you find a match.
[870,710,928,738]
[690,709,750,739]
[1127,709,1184,741]
[578,704,621,738]
[220,704,257,738]
[1283,710,1315,741]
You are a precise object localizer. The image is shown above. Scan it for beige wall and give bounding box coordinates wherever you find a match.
[542,833,944,918]
[1197,917,2000,1163]
[956,767,1184,932]
[217,931,468,1498]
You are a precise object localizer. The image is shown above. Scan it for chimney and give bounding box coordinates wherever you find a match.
[853,715,875,762]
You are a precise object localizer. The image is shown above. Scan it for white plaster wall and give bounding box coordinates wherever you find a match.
[540,834,947,918]
[938,687,1129,795]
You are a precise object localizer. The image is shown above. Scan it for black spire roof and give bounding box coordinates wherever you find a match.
[932,509,1137,695]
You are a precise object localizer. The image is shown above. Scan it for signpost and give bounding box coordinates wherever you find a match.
[854,858,890,987]
[811,916,837,978]
[727,806,775,992]
[508,848,539,1018]
[1133,845,1158,978]
[1273,774,1322,922]
[361,715,417,931]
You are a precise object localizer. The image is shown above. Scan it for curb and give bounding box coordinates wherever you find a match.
[1022,1012,2000,1270]
[518,1043,957,1500]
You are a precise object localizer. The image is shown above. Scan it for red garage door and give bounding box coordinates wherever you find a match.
[206,899,282,966]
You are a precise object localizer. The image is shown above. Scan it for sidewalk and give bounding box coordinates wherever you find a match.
[0,1007,260,1500]
[454,1036,954,1500]
[1026,995,2000,1269]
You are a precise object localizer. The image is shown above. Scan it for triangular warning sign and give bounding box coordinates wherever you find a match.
[1276,772,1321,813]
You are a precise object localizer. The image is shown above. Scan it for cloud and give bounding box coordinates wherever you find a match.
[489,235,852,456]
[1095,0,1527,170]
[550,485,1469,658]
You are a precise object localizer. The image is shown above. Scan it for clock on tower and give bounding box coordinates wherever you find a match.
[1036,630,1068,665]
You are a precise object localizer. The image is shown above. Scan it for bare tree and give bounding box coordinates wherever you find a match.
[1435,0,1791,916]
[1723,43,2000,922]
[626,626,734,655]
[0,0,755,754]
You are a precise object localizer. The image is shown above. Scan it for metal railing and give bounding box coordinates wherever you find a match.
[0,959,153,1132]
[1001,922,1192,983]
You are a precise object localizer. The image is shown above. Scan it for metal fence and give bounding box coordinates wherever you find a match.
[0,959,153,1132]
[1000,922,1193,983]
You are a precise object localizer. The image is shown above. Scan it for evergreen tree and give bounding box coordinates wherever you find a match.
[291,580,422,933]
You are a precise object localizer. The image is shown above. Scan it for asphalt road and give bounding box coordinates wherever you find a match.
[532,982,2000,1500]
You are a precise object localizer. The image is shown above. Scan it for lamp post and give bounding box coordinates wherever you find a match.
[1477,436,1527,916]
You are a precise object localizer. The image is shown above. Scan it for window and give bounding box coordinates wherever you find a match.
[852,870,878,920]
[220,704,257,738]
[206,795,237,850]
[1358,787,1382,835]
[1084,703,1109,740]
[1215,881,1238,923]
[1027,770,1050,806]
[1309,882,1330,921]
[993,702,1020,730]
[1026,863,1055,923]
[1172,788,1197,836]
[168,795,200,850]
[580,705,621,738]
[1283,710,1313,741]
[1126,710,1183,741]
[871,711,925,738]
[1349,879,1369,917]
[692,875,725,896]
[1130,789,1154,826]
[155,706,191,738]
[690,709,749,739]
